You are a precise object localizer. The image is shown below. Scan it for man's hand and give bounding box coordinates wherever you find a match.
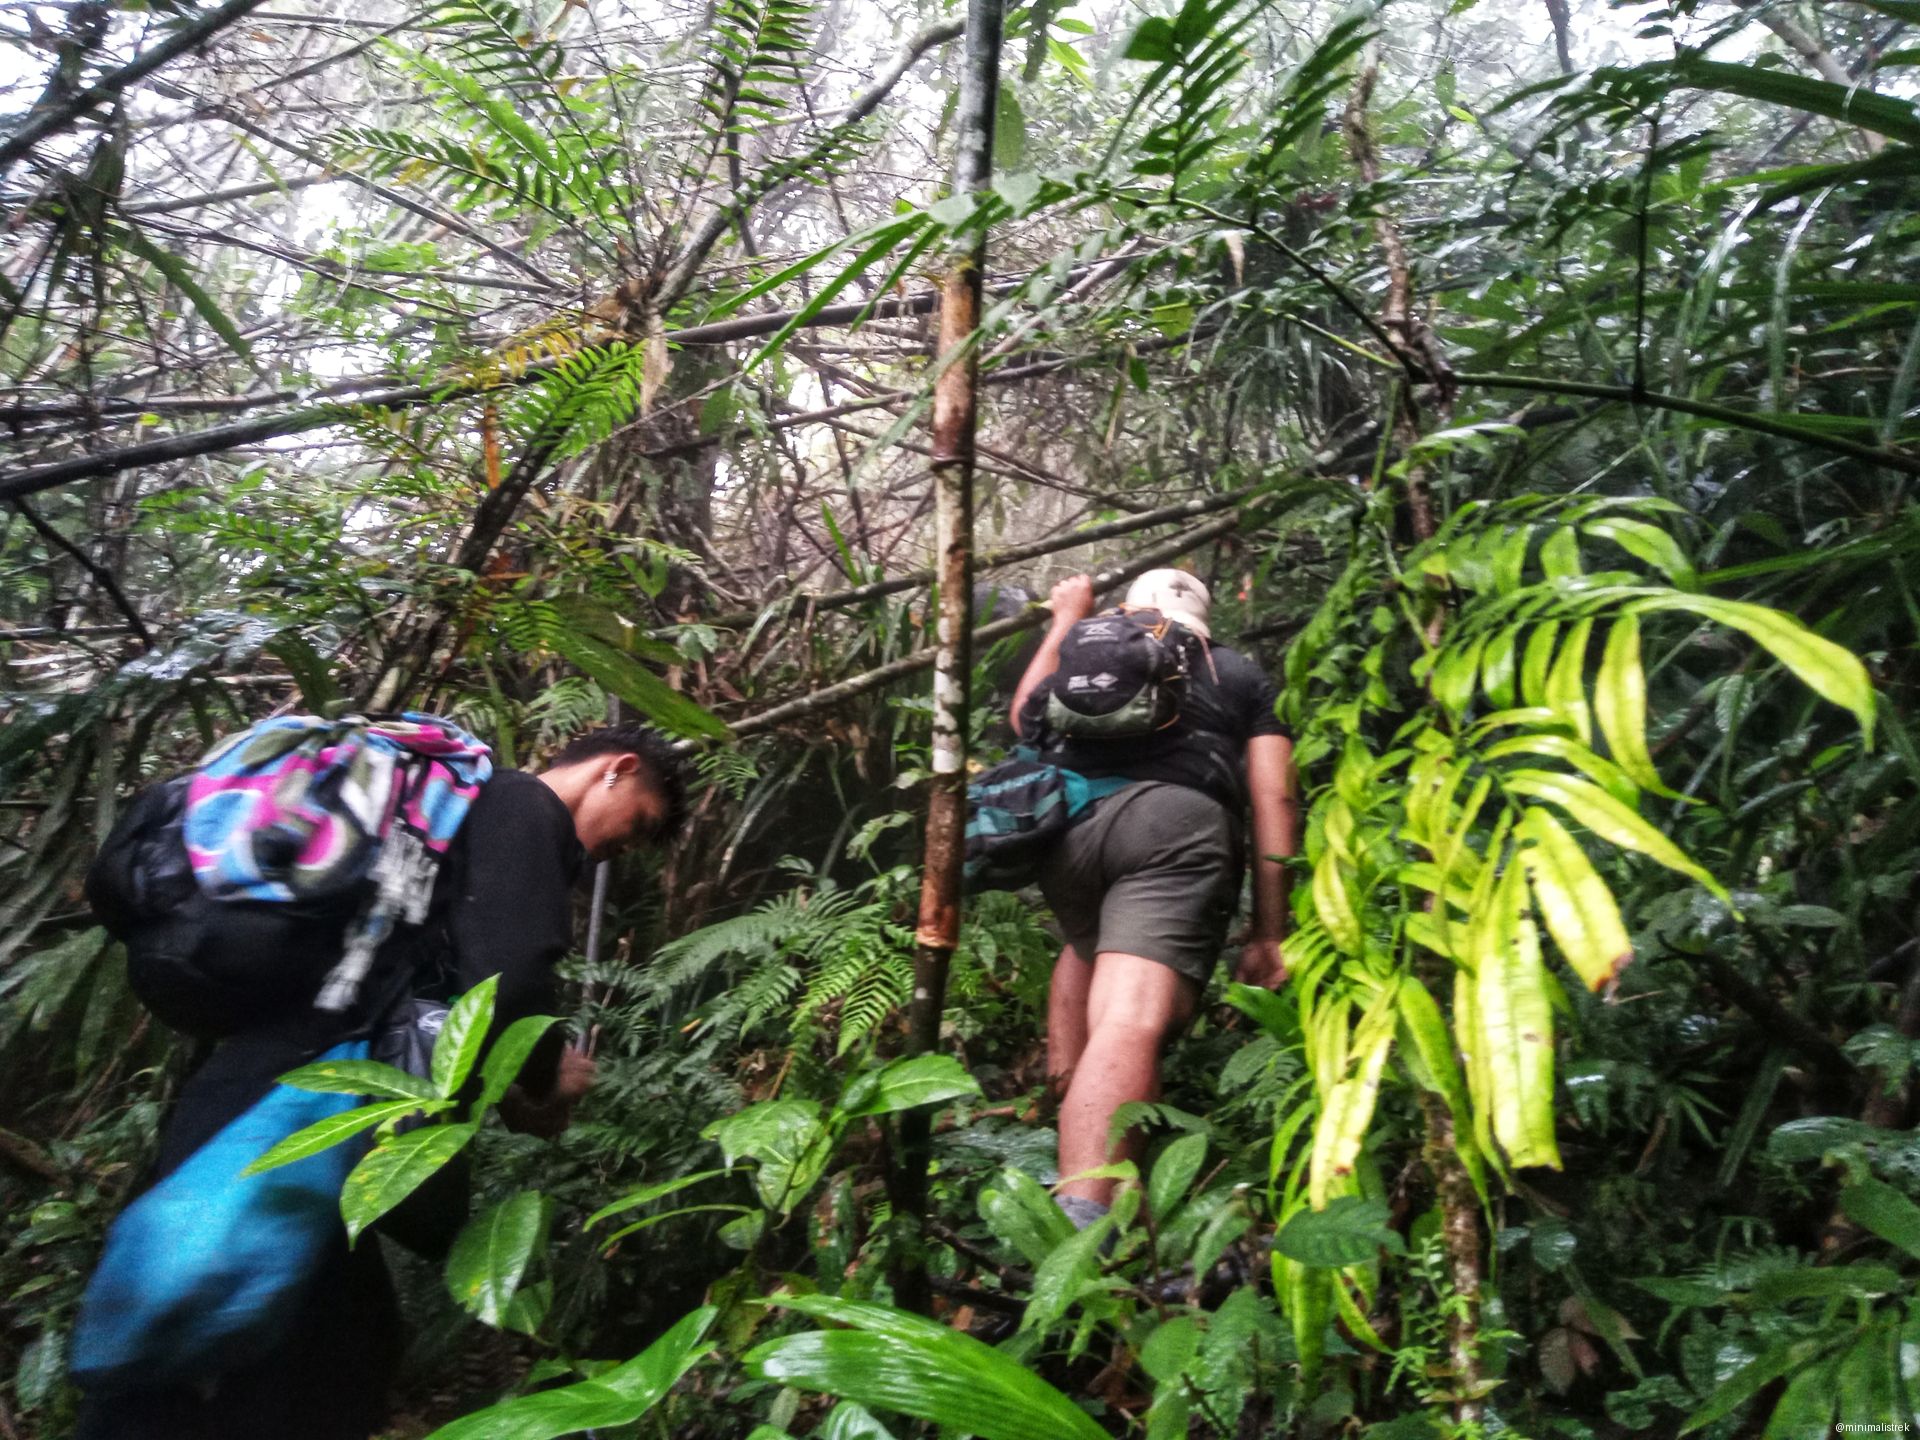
[499,1046,597,1138]
[1048,574,1096,629]
[1236,936,1288,989]
[552,1046,597,1103]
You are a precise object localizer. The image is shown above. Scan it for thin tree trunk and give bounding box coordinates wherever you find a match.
[893,0,1002,1316]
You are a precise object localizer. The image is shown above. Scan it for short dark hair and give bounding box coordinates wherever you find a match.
[550,724,690,841]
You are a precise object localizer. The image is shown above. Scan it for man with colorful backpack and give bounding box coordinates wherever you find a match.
[72,716,688,1440]
[1004,568,1298,1232]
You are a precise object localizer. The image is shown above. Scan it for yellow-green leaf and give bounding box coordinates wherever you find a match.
[1311,851,1362,954]
[1503,769,1727,901]
[1516,807,1633,992]
[1480,622,1522,709]
[1520,621,1561,707]
[1308,992,1396,1206]
[1594,613,1680,797]
[1396,976,1488,1201]
[1632,594,1874,740]
[1473,865,1560,1170]
[1543,617,1594,744]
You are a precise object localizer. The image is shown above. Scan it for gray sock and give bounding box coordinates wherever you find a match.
[1057,1195,1110,1231]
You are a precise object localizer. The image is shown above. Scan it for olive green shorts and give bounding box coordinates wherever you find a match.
[1036,781,1243,983]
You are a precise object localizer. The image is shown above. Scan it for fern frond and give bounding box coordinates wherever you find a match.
[687,0,814,187]
[508,342,650,456]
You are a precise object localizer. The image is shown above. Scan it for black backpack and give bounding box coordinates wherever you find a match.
[85,779,360,1038]
[1042,607,1193,739]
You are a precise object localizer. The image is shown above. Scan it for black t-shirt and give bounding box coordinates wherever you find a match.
[418,768,585,1091]
[202,768,585,1118]
[1019,638,1285,811]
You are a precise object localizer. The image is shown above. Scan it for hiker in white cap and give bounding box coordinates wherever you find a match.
[1007,568,1299,1232]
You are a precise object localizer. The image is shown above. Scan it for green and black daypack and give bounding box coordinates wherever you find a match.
[963,606,1201,891]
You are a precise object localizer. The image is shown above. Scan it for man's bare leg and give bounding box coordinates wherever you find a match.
[1056,952,1199,1206]
[1047,943,1095,1097]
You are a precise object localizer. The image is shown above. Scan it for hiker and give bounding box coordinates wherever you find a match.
[73,722,688,1440]
[1008,569,1298,1230]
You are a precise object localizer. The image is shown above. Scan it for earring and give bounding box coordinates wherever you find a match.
[604,772,617,789]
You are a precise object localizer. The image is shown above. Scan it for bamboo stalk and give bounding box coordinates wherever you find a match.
[890,0,1004,1316]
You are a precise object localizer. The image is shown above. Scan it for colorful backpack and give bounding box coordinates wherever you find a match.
[1042,606,1194,739]
[86,712,492,1034]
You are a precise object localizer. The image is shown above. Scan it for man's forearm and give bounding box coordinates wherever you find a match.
[1250,805,1297,937]
[1010,621,1072,736]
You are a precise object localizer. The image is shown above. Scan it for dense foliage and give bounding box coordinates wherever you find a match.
[4,0,1920,1436]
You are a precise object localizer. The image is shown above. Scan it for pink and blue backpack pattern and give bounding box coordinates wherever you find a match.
[184,713,490,902]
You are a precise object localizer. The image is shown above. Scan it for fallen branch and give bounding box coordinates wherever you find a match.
[715,508,1245,744]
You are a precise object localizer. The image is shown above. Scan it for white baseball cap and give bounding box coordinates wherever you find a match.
[1125,568,1212,641]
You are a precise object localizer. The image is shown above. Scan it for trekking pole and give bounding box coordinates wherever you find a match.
[581,696,619,1057]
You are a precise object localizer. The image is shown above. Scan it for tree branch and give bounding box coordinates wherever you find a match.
[0,0,272,174]
[653,18,965,312]
[1456,371,1920,476]
[715,509,1244,744]
[10,499,152,647]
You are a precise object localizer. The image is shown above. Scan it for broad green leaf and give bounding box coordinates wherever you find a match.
[978,1166,1075,1268]
[1632,594,1875,738]
[1676,56,1920,146]
[748,1295,1108,1440]
[818,1403,899,1440]
[1273,1195,1405,1268]
[279,1058,438,1102]
[241,1098,439,1176]
[433,974,498,1099]
[837,1054,982,1117]
[1515,807,1633,992]
[1678,1336,1828,1434]
[1502,769,1726,899]
[341,1122,478,1241]
[1594,614,1679,797]
[1139,1316,1200,1383]
[703,1099,833,1214]
[1838,1317,1901,1430]
[446,1190,551,1327]
[1473,864,1560,1169]
[1148,1132,1208,1220]
[426,1305,716,1440]
[479,1014,564,1109]
[1023,1211,1114,1333]
[1539,529,1581,580]
[1278,1252,1333,1389]
[1763,1355,1838,1440]
[1841,1177,1920,1261]
[1748,1264,1903,1304]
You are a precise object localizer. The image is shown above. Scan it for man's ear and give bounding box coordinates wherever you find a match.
[609,751,642,780]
